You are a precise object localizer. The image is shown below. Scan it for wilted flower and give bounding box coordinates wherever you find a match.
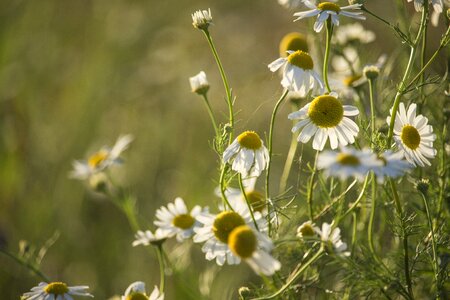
[192,9,212,30]
[22,282,93,300]
[122,282,163,300]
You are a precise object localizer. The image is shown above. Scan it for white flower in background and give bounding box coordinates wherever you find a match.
[373,151,412,183]
[387,103,437,167]
[223,131,269,177]
[279,32,309,56]
[22,282,93,300]
[294,1,365,33]
[317,222,350,256]
[318,147,382,181]
[288,93,359,150]
[70,134,133,180]
[154,197,206,242]
[268,50,324,96]
[431,0,449,26]
[407,0,443,13]
[189,71,210,95]
[193,199,266,266]
[334,23,375,45]
[297,221,319,239]
[278,0,303,9]
[122,282,164,300]
[192,8,212,30]
[227,225,281,276]
[132,229,170,247]
[220,177,267,214]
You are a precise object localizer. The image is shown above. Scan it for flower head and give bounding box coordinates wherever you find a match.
[223,131,269,177]
[334,23,375,45]
[132,229,170,247]
[387,103,437,167]
[192,9,212,30]
[22,282,93,300]
[372,151,411,183]
[317,222,350,256]
[297,221,319,239]
[122,282,163,300]
[288,93,359,150]
[407,0,443,13]
[189,71,210,95]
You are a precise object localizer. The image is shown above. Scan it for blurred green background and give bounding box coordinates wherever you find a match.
[0,0,447,298]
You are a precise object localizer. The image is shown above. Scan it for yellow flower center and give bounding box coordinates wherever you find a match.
[88,150,109,168]
[318,2,341,12]
[299,224,315,237]
[343,74,362,87]
[279,32,309,57]
[237,131,262,150]
[246,191,265,212]
[172,214,195,230]
[228,225,257,259]
[126,293,149,300]
[336,153,360,166]
[308,95,344,128]
[287,50,314,70]
[213,211,246,244]
[44,282,69,295]
[401,125,421,150]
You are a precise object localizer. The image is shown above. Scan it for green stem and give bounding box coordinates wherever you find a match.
[306,151,319,220]
[368,78,376,147]
[219,164,234,211]
[323,20,333,93]
[418,17,428,109]
[201,94,219,137]
[0,249,50,282]
[368,172,377,256]
[202,30,234,143]
[156,245,165,293]
[238,173,259,231]
[340,175,369,221]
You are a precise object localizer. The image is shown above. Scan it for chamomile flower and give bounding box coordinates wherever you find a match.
[317,147,382,181]
[154,197,205,242]
[269,50,324,96]
[373,151,412,183]
[221,177,267,214]
[70,134,133,180]
[407,0,443,13]
[297,221,320,239]
[288,93,359,150]
[293,1,365,33]
[334,23,376,45]
[132,229,169,247]
[193,200,266,266]
[22,282,93,300]
[317,222,350,256]
[387,103,437,167]
[223,131,269,177]
[122,282,163,300]
[227,225,281,276]
[191,9,212,30]
[189,71,210,95]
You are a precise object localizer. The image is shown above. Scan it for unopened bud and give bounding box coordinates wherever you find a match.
[416,178,430,195]
[192,9,212,31]
[363,65,380,80]
[189,71,210,95]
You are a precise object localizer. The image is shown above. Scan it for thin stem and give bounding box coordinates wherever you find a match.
[238,173,259,231]
[323,20,333,93]
[201,94,219,137]
[202,30,234,143]
[0,249,50,282]
[368,172,377,256]
[368,78,376,147]
[219,164,234,211]
[156,245,165,293]
[306,151,319,220]
[418,18,428,109]
[340,175,369,221]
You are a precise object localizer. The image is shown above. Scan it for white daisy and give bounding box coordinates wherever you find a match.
[407,0,443,13]
[22,282,93,300]
[294,1,365,33]
[191,8,212,30]
[317,147,382,182]
[70,134,133,180]
[268,50,324,96]
[154,197,206,242]
[132,229,170,247]
[227,225,281,276]
[193,200,266,266]
[122,282,163,300]
[189,71,209,95]
[223,131,269,177]
[387,103,437,167]
[373,151,412,183]
[334,23,376,45]
[316,222,350,256]
[288,93,359,150]
[297,221,320,239]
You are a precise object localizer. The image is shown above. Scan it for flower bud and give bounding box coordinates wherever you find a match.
[363,65,380,80]
[189,71,210,95]
[415,178,430,195]
[192,9,212,30]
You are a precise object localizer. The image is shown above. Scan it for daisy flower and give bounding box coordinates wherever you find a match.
[227,225,281,276]
[132,229,170,247]
[193,200,266,266]
[293,1,365,33]
[297,221,320,239]
[316,222,350,256]
[373,151,412,183]
[387,102,437,167]
[407,0,443,13]
[22,282,93,300]
[334,23,376,45]
[288,93,359,150]
[122,282,163,300]
[191,8,212,30]
[223,131,269,177]
[317,147,382,182]
[154,197,206,242]
[268,50,323,96]
[189,71,210,95]
[70,134,133,180]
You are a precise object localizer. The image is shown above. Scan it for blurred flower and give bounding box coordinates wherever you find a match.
[288,93,359,150]
[279,32,309,56]
[268,50,323,96]
[297,221,319,239]
[387,103,437,167]
[154,197,206,242]
[228,225,281,276]
[373,151,411,183]
[132,229,169,247]
[431,0,449,26]
[317,147,381,181]
[294,1,365,33]
[22,282,93,299]
[122,282,163,300]
[192,9,212,30]
[363,65,380,80]
[70,135,133,180]
[334,23,375,45]
[220,177,267,214]
[407,0,443,13]
[317,222,350,256]
[278,0,303,9]
[223,131,269,177]
[189,71,210,95]
[415,178,430,195]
